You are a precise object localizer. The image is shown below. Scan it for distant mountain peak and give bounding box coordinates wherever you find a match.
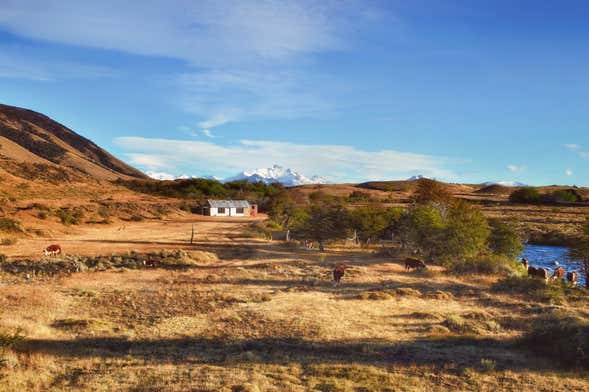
[226,164,328,186]
[407,175,426,181]
[482,181,527,187]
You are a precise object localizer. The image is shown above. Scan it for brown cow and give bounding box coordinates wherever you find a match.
[566,271,579,286]
[552,266,565,280]
[405,257,427,272]
[43,244,61,257]
[333,264,346,287]
[521,258,529,269]
[143,259,158,268]
[528,266,549,283]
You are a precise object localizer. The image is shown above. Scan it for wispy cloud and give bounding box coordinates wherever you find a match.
[201,129,214,138]
[0,1,382,127]
[0,1,364,66]
[0,47,116,81]
[114,137,458,183]
[565,168,573,176]
[564,143,589,159]
[507,164,525,173]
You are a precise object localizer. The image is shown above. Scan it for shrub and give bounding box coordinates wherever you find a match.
[412,178,453,204]
[447,254,516,275]
[0,254,6,263]
[347,190,373,203]
[38,211,48,219]
[488,219,523,259]
[549,189,582,203]
[0,217,22,233]
[509,187,540,204]
[0,238,17,246]
[56,208,84,225]
[521,311,589,368]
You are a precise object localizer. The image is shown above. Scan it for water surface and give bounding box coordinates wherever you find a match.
[521,244,586,286]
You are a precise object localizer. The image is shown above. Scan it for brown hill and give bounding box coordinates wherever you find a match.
[0,104,146,182]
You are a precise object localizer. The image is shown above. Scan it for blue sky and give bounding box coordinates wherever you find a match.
[1,0,588,184]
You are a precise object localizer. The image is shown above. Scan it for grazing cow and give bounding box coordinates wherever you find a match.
[521,258,529,269]
[566,271,579,286]
[333,264,346,287]
[405,257,427,272]
[43,244,61,257]
[528,266,549,283]
[142,259,158,268]
[552,266,565,280]
[304,239,314,250]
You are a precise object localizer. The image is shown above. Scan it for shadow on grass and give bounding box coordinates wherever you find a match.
[16,335,548,371]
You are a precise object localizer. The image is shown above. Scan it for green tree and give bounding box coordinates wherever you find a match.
[441,200,490,261]
[292,202,349,252]
[412,178,453,205]
[405,203,446,258]
[348,206,392,245]
[509,187,540,204]
[488,219,523,259]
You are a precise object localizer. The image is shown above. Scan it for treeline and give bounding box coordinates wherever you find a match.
[269,179,524,273]
[115,178,286,209]
[509,187,584,204]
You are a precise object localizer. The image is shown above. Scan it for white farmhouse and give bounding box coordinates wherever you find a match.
[201,200,257,217]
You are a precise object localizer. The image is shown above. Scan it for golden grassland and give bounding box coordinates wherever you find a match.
[1,216,588,391]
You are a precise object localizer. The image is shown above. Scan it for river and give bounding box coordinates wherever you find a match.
[521,244,586,287]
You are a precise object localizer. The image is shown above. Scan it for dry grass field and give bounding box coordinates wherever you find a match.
[1,216,588,391]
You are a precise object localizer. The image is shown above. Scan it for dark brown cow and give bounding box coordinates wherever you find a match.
[566,271,579,286]
[528,266,549,283]
[143,259,158,268]
[333,264,346,287]
[552,266,565,280]
[405,257,427,272]
[43,244,61,257]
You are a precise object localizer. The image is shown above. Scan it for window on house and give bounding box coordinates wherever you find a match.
[218,207,226,214]
[236,208,244,214]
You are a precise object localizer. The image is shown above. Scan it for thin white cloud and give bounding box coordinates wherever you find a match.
[0,48,116,81]
[201,129,214,138]
[0,1,382,125]
[0,1,363,66]
[114,136,458,183]
[564,143,589,159]
[507,164,525,173]
[125,153,169,169]
[566,168,573,176]
[180,70,334,129]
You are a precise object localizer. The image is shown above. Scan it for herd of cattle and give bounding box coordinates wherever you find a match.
[42,244,580,287]
[522,257,579,286]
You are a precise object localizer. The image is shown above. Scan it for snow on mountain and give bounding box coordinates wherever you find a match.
[482,181,528,187]
[226,165,328,186]
[407,175,426,181]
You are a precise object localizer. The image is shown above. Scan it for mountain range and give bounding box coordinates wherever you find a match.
[224,165,328,186]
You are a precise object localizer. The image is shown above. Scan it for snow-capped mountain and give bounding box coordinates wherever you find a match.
[482,181,528,187]
[407,175,426,181]
[225,165,328,186]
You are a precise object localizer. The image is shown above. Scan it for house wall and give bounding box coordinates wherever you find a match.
[208,207,249,217]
